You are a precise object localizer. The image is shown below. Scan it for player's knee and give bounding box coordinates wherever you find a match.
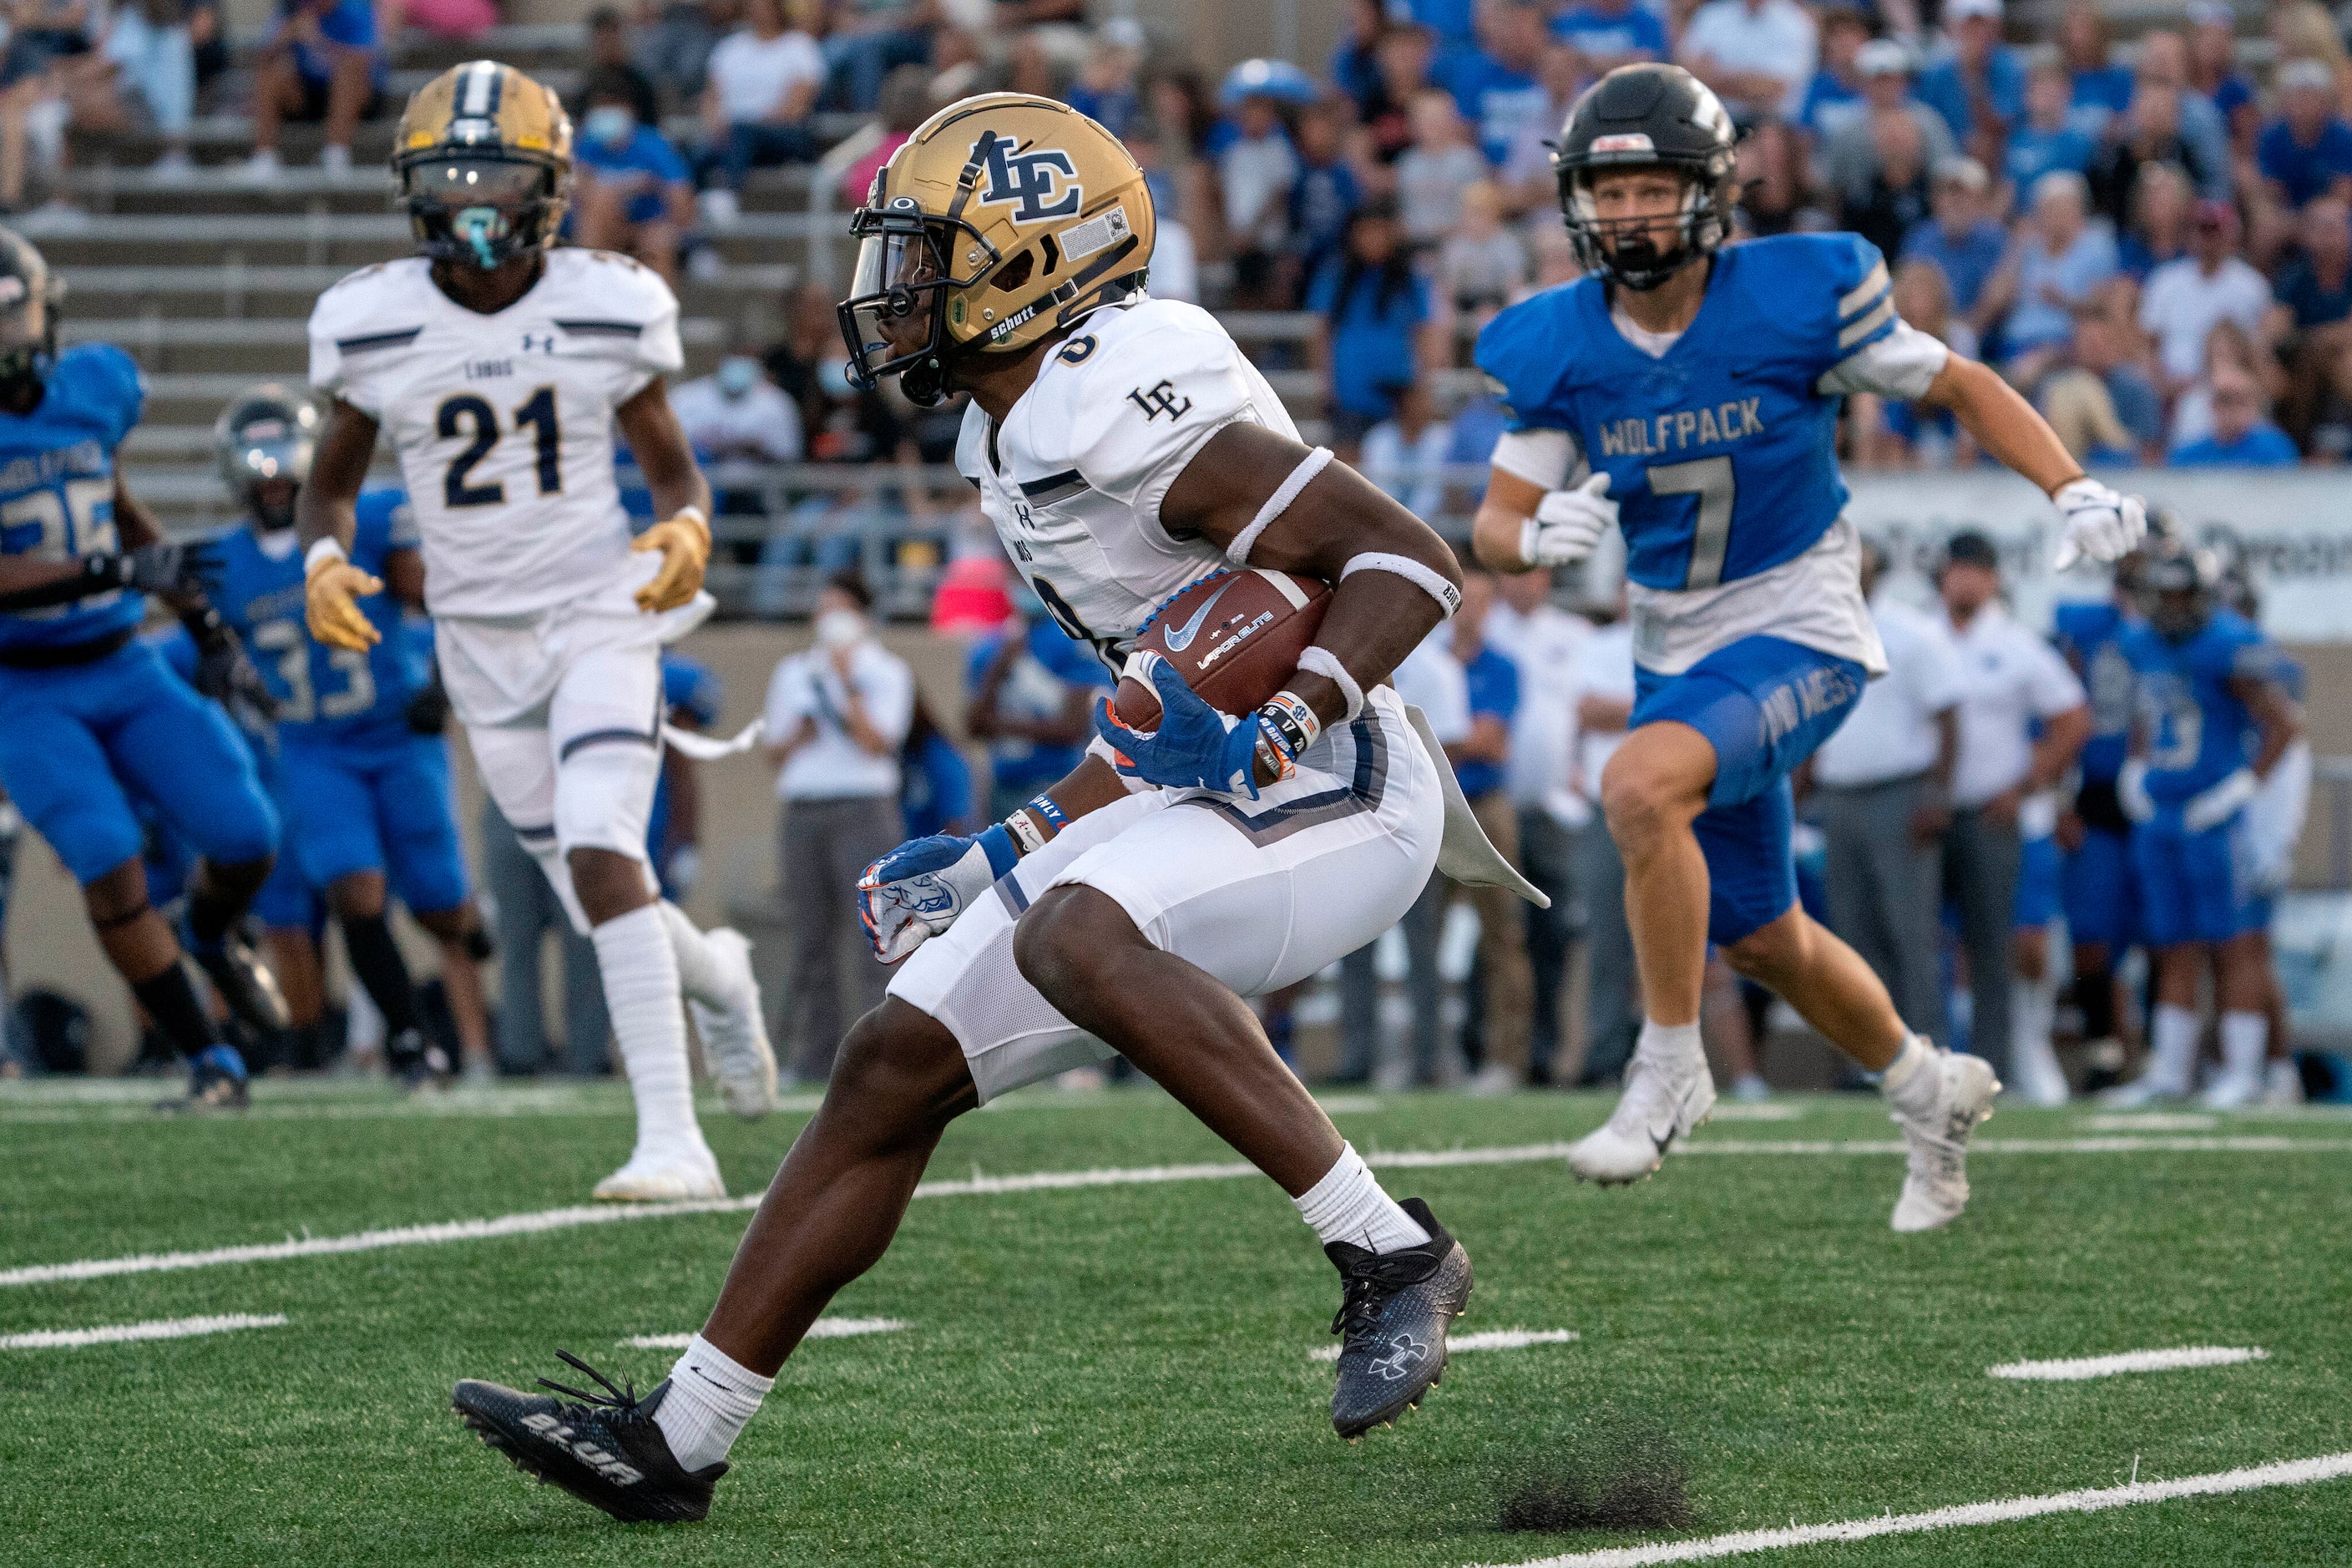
[827,999,977,1134]
[1723,913,1807,987]
[81,856,152,926]
[1010,886,1121,1008]
[1600,749,1702,852]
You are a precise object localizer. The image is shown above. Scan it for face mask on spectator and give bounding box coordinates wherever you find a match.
[717,356,759,398]
[814,608,866,650]
[584,105,635,147]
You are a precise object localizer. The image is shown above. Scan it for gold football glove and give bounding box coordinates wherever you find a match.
[306,554,383,650]
[633,507,711,613]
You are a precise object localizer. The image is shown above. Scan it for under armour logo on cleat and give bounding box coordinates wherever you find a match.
[1368,1334,1429,1382]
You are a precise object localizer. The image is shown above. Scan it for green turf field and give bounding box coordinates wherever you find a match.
[3,1080,2349,1567]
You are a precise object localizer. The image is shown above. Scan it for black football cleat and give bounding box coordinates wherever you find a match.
[154,1044,250,1114]
[182,919,291,1034]
[1325,1197,1473,1439]
[453,1351,726,1524]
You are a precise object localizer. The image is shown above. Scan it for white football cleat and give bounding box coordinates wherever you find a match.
[691,928,777,1120]
[1566,1036,1716,1184]
[1889,1050,1997,1233]
[592,1149,725,1203]
[2265,1057,2305,1107]
[2198,1069,2262,1111]
[2097,1072,2188,1109]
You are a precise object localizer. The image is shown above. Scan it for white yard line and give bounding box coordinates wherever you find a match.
[1309,1328,1578,1363]
[2078,1113,2218,1132]
[0,1313,287,1350]
[620,1317,907,1350]
[1479,1450,2352,1568]
[8,1136,2349,1290]
[1989,1346,2269,1382]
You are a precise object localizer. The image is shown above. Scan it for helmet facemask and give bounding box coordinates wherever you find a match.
[401,154,562,270]
[215,390,319,532]
[0,271,57,405]
[837,204,994,407]
[1560,163,1729,291]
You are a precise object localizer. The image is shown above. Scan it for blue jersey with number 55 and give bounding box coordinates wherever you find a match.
[0,344,145,652]
[1474,234,1897,594]
[205,488,418,748]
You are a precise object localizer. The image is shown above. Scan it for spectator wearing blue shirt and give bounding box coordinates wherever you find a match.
[2187,2,2258,152]
[1551,0,1667,74]
[2006,58,2097,195]
[1308,201,1434,448]
[2169,366,2302,467]
[1914,0,2025,161]
[1330,0,1389,118]
[898,693,974,841]
[1065,22,1144,139]
[2276,196,2352,449]
[1407,0,1477,52]
[1795,3,1870,148]
[574,75,695,286]
[1901,156,2006,321]
[1979,169,2119,383]
[2056,1,2132,136]
[2258,59,2352,212]
[964,601,1111,821]
[1434,0,1552,167]
[1444,571,1532,1092]
[242,0,383,179]
[1286,101,1362,301]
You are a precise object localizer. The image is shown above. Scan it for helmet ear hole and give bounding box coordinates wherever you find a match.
[991,250,1036,294]
[1037,232,1061,276]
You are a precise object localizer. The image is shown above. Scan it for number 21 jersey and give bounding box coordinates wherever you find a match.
[306,248,683,620]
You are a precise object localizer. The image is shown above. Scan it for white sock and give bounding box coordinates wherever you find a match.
[1880,1033,1942,1116]
[2219,1010,2268,1083]
[1636,1018,1703,1065]
[658,900,725,1006]
[2148,1004,2199,1093]
[653,1333,772,1472]
[2012,975,2061,1089]
[590,904,709,1165]
[1293,1143,1429,1253]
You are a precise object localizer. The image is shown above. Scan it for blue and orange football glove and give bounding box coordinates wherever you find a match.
[1090,653,1267,799]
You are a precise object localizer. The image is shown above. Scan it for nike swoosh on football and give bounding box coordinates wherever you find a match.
[1159,581,1234,653]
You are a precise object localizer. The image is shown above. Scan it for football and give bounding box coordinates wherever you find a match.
[1112,568,1332,729]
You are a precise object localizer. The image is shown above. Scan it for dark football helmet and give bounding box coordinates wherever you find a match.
[1551,63,1739,291]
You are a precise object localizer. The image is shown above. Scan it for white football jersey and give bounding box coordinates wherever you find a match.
[306,248,684,620]
[955,297,1298,673]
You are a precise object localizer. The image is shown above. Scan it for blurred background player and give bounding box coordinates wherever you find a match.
[2107,548,2300,1109]
[297,62,772,1198]
[203,385,493,1089]
[0,227,286,1111]
[1473,65,2142,1231]
[2053,553,2147,1093]
[2228,569,2312,1107]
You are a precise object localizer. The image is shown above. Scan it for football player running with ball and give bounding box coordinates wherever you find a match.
[1472,66,2147,1230]
[296,62,776,1197]
[453,94,1492,1520]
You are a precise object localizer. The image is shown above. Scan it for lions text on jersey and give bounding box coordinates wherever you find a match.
[1477,233,1951,679]
[0,345,142,651]
[954,297,1296,675]
[306,248,683,620]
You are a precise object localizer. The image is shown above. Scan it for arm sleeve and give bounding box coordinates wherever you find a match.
[1816,317,1952,399]
[1487,427,1586,489]
[2028,638,2088,717]
[864,655,917,748]
[1064,313,1272,535]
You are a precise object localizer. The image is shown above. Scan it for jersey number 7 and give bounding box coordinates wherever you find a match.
[1649,455,1735,592]
[437,386,562,508]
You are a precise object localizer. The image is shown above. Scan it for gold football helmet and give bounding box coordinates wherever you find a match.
[393,59,573,270]
[839,93,1154,405]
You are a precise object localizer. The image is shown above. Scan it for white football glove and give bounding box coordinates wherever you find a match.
[2182,766,2258,835]
[1519,472,1616,568]
[2117,758,2156,824]
[2051,477,2147,571]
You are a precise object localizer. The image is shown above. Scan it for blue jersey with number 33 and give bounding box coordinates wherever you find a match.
[0,345,144,652]
[205,488,419,748]
[1474,233,1899,594]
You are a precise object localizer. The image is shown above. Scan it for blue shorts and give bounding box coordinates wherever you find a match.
[2014,834,2061,928]
[0,640,278,885]
[2132,816,2260,950]
[2061,822,2137,950]
[1633,635,1868,946]
[279,733,469,915]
